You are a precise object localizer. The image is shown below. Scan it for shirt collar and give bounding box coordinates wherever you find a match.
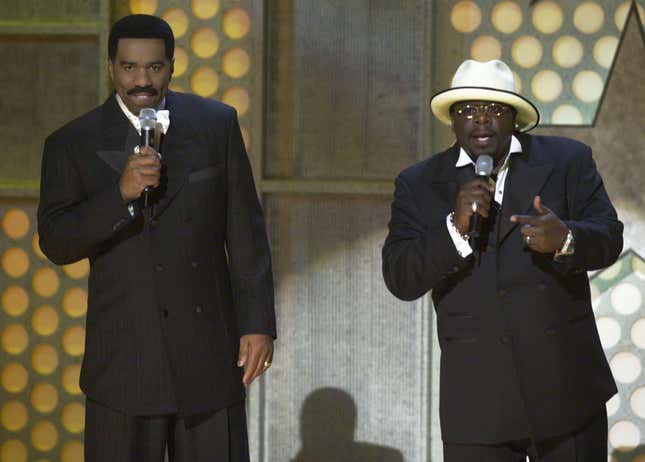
[115,93,170,134]
[455,135,522,167]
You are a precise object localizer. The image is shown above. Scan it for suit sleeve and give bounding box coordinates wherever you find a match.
[555,146,623,273]
[382,175,470,301]
[37,136,136,265]
[224,111,277,338]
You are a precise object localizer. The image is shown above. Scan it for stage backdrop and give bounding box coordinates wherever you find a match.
[0,1,643,461]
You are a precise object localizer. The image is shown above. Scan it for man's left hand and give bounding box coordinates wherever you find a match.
[238,334,274,387]
[510,196,568,253]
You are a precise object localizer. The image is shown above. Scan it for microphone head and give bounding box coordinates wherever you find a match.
[475,154,494,177]
[139,108,157,131]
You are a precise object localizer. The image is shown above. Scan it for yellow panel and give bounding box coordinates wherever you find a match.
[222,87,250,116]
[62,326,85,357]
[162,7,190,39]
[532,1,563,34]
[0,400,28,432]
[2,209,30,240]
[2,286,29,317]
[31,382,59,414]
[32,306,60,337]
[1,362,28,393]
[61,402,85,434]
[573,2,605,34]
[60,441,84,462]
[552,35,584,68]
[491,1,522,34]
[191,67,219,97]
[32,267,60,298]
[450,1,481,33]
[511,36,542,68]
[552,104,583,124]
[240,125,251,152]
[2,247,30,278]
[61,364,82,396]
[62,288,88,318]
[470,35,502,61]
[1,324,29,355]
[192,0,220,19]
[30,420,58,452]
[31,344,59,375]
[173,47,189,77]
[0,439,27,462]
[222,7,251,39]
[129,0,158,15]
[32,233,46,260]
[572,70,603,103]
[531,70,563,103]
[191,28,220,58]
[62,259,89,279]
[593,36,619,68]
[222,47,250,78]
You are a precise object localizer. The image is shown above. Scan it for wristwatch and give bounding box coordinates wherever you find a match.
[554,228,575,259]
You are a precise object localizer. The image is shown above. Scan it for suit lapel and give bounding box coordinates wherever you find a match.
[96,95,139,174]
[498,135,553,244]
[424,144,460,215]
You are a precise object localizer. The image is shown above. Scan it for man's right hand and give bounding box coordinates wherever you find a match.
[454,178,494,236]
[119,146,161,202]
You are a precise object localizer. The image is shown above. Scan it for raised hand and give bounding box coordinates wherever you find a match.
[119,145,161,202]
[510,196,568,253]
[454,178,495,236]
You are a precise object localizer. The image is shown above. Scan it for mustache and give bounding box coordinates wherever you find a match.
[127,86,158,96]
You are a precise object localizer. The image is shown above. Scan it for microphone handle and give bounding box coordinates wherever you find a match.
[469,211,480,240]
[140,128,155,207]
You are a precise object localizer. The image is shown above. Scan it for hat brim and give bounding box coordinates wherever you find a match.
[430,87,540,132]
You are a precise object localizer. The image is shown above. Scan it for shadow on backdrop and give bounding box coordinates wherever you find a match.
[611,445,645,461]
[290,387,404,462]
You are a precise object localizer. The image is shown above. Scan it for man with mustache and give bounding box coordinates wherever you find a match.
[382,60,622,461]
[37,14,276,462]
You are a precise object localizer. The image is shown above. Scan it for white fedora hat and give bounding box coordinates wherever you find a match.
[430,59,540,132]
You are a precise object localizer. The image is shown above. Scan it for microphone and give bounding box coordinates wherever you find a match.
[139,108,156,207]
[468,153,494,242]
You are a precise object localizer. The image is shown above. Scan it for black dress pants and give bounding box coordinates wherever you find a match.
[84,398,249,462]
[443,409,607,462]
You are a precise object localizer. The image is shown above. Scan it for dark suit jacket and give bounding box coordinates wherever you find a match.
[382,134,622,443]
[38,91,276,416]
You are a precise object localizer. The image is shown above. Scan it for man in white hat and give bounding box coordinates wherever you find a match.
[382,59,622,461]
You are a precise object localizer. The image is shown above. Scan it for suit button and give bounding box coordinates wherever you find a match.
[499,335,512,345]
[191,261,199,268]
[498,289,507,297]
[195,305,203,314]
[154,264,164,272]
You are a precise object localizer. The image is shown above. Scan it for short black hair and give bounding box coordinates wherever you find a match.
[108,14,175,61]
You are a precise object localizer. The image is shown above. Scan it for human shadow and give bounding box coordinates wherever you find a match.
[611,444,645,461]
[290,387,404,462]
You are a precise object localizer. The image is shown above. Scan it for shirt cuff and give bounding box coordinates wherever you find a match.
[446,213,473,258]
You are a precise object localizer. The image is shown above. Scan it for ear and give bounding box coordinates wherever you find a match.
[107,59,115,83]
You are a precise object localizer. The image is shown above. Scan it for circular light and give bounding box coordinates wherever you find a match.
[1,400,28,431]
[62,288,87,318]
[470,35,502,61]
[222,8,251,39]
[162,7,189,39]
[62,326,85,357]
[633,256,645,279]
[32,268,60,298]
[32,306,59,337]
[552,35,584,68]
[610,282,642,315]
[1,324,29,355]
[609,420,641,452]
[572,70,604,103]
[511,36,542,68]
[450,1,482,33]
[190,67,219,97]
[595,317,621,349]
[610,351,642,384]
[606,393,621,417]
[191,27,219,58]
[31,382,58,414]
[1,363,28,393]
[600,259,622,280]
[32,233,46,260]
[551,105,583,125]
[240,125,251,152]
[531,70,563,103]
[632,318,645,349]
[31,420,58,451]
[2,286,29,317]
[0,439,27,462]
[2,247,30,278]
[62,365,81,396]
[614,1,640,31]
[532,1,563,34]
[222,47,251,78]
[2,209,30,240]
[222,87,250,116]
[491,1,522,34]
[60,441,84,462]
[593,36,619,69]
[631,387,645,418]
[129,0,158,15]
[191,0,219,19]
[573,2,605,34]
[61,402,85,434]
[62,259,89,279]
[173,47,189,77]
[32,344,59,375]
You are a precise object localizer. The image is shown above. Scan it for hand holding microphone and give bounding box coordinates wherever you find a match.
[453,154,495,239]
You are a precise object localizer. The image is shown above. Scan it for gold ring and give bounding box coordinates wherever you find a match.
[471,201,478,213]
[263,361,271,369]
[526,235,531,244]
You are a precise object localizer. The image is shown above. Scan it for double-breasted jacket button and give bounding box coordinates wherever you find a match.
[498,288,507,297]
[195,305,203,314]
[154,264,165,272]
[499,335,512,345]
[191,261,199,269]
